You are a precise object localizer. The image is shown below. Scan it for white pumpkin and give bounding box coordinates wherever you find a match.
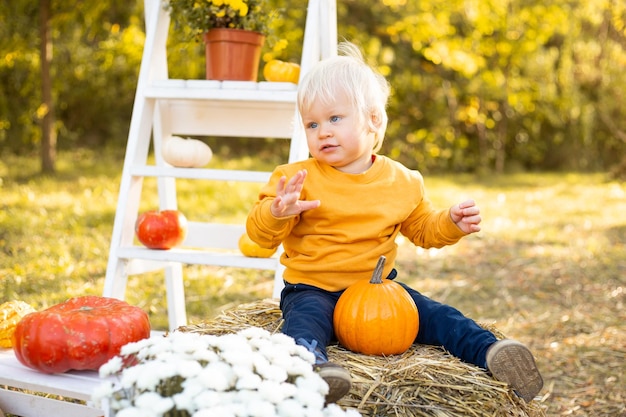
[161,136,213,168]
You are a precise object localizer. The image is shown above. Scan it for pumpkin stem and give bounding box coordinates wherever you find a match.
[369,256,386,284]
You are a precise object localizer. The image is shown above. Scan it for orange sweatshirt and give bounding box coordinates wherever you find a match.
[246,155,467,292]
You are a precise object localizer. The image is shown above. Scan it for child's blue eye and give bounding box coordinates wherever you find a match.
[307,122,318,129]
[330,115,341,123]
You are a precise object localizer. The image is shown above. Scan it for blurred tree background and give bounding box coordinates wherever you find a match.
[1,0,625,175]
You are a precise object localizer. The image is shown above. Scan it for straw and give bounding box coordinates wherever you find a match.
[179,299,545,417]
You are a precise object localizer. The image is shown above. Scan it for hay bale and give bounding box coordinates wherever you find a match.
[179,299,545,417]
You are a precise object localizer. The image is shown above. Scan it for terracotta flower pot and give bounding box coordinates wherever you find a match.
[203,29,265,81]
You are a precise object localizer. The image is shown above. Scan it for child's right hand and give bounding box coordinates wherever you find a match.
[271,169,321,217]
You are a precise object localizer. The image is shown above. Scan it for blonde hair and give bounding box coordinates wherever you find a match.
[297,42,391,153]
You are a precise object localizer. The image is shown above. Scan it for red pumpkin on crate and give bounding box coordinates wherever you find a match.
[333,256,419,356]
[135,209,188,250]
[12,296,151,373]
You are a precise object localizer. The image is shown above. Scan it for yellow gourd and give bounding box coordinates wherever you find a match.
[238,233,277,258]
[0,300,36,348]
[263,60,301,84]
[161,136,213,168]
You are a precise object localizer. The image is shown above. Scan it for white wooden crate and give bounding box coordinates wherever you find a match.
[0,348,109,417]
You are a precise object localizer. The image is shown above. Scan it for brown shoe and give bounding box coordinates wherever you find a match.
[486,339,544,402]
[314,362,352,404]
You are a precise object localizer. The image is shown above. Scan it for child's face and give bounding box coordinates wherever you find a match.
[301,89,376,174]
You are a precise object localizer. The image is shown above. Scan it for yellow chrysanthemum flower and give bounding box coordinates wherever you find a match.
[228,0,248,16]
[166,0,275,36]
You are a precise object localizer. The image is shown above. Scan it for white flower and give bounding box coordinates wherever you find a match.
[135,392,175,414]
[193,361,236,391]
[116,407,154,417]
[281,355,315,377]
[257,380,291,404]
[113,398,133,410]
[174,358,204,379]
[214,333,247,352]
[252,355,288,382]
[94,327,362,417]
[238,327,271,340]
[99,355,124,377]
[193,405,239,417]
[234,367,262,390]
[193,390,224,408]
[244,399,276,417]
[323,405,363,417]
[276,399,305,417]
[190,346,220,363]
[257,344,289,366]
[294,388,326,410]
[120,337,153,356]
[130,362,172,391]
[179,378,205,399]
[118,365,142,389]
[91,380,115,402]
[172,390,195,411]
[304,409,326,417]
[220,345,255,368]
[146,338,175,356]
[296,373,329,396]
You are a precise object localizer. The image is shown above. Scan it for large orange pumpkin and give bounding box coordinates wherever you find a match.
[333,256,419,356]
[12,296,150,373]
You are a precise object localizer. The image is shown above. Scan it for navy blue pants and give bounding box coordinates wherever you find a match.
[279,269,497,369]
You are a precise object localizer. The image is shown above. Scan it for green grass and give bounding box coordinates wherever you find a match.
[0,147,278,326]
[1,149,625,416]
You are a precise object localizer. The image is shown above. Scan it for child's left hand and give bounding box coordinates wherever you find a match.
[450,199,482,234]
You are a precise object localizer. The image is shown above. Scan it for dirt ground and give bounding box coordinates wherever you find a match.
[394,228,625,416]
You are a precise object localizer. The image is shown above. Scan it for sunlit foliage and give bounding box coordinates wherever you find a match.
[1,0,625,173]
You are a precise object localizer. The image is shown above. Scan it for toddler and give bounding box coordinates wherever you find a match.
[246,42,543,404]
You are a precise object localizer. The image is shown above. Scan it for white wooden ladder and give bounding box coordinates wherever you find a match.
[103,0,337,331]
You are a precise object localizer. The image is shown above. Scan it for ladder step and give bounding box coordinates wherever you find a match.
[146,79,298,102]
[159,98,297,138]
[129,166,271,182]
[116,247,280,271]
